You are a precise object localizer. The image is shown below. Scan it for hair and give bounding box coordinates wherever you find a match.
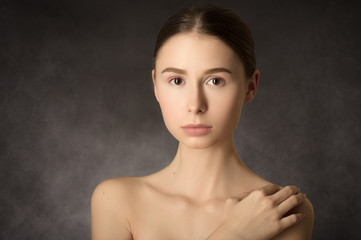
[153,3,256,78]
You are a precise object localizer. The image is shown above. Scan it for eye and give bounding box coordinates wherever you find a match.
[207,78,224,86]
[170,78,184,85]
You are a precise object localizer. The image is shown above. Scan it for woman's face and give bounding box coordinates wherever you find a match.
[152,33,258,149]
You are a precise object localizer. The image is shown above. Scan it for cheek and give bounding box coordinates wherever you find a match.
[157,90,184,132]
[210,90,244,129]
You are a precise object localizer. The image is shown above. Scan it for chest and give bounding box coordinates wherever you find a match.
[131,196,224,240]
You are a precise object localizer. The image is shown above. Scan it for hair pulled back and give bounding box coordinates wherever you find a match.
[153,3,256,78]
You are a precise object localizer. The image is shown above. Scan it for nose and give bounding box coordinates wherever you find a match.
[187,84,207,114]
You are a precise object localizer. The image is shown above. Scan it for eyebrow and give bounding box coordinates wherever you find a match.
[161,67,232,75]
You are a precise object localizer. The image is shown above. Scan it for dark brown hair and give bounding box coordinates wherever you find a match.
[153,3,256,78]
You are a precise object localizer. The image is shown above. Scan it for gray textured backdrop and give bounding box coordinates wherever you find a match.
[1,0,360,239]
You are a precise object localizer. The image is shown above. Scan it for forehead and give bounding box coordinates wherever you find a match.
[155,33,245,76]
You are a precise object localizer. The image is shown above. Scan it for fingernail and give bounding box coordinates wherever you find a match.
[303,193,307,198]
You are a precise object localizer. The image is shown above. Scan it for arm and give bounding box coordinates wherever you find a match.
[206,184,310,240]
[91,179,133,240]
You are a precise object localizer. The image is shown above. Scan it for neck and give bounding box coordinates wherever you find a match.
[164,137,249,201]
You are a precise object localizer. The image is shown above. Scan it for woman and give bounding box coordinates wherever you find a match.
[91,3,314,240]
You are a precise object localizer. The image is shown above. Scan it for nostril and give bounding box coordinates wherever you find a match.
[198,106,207,113]
[187,105,207,113]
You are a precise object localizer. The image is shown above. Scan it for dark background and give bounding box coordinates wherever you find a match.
[1,0,360,239]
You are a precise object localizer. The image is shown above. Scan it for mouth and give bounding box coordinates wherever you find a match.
[181,124,212,136]
[181,123,213,129]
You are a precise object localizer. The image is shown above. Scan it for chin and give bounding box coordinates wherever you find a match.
[177,135,222,149]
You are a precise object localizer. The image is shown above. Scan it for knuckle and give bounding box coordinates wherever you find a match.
[289,195,298,205]
[254,189,266,198]
[263,198,275,207]
[284,186,294,195]
[225,198,237,206]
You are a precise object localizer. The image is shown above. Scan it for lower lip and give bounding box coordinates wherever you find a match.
[182,127,212,136]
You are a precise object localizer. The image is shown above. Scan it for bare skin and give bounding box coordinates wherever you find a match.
[91,33,314,240]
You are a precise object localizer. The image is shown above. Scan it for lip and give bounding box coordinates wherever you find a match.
[182,124,212,128]
[181,124,212,136]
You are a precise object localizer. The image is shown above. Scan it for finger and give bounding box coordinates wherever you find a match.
[257,184,281,196]
[270,185,300,205]
[224,198,239,208]
[228,190,252,203]
[277,192,305,217]
[279,212,306,232]
[238,191,252,200]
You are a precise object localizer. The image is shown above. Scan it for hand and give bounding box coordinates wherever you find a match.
[208,184,306,240]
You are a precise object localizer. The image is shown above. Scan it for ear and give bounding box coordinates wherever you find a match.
[152,69,159,102]
[244,69,260,103]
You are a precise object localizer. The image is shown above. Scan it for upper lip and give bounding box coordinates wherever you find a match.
[181,124,212,128]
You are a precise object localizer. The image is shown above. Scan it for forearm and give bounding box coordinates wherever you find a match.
[205,223,247,240]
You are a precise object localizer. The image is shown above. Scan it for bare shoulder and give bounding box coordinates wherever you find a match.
[91,177,145,240]
[251,177,314,239]
[92,177,142,199]
[273,195,314,240]
[92,177,143,211]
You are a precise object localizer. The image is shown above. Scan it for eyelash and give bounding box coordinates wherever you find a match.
[207,78,225,86]
[169,77,225,86]
[169,78,184,85]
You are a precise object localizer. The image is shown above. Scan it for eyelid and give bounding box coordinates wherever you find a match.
[206,77,225,86]
[169,77,185,85]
